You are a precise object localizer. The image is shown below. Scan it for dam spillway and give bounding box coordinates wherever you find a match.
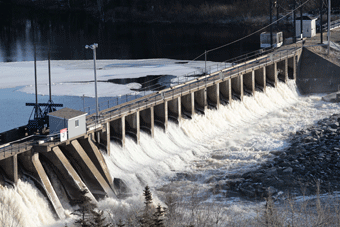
[0,44,303,221]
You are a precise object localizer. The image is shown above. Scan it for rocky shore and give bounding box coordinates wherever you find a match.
[222,113,340,200]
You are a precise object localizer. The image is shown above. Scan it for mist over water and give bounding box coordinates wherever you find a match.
[1,80,340,226]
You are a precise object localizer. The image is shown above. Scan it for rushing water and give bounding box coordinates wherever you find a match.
[1,80,338,226]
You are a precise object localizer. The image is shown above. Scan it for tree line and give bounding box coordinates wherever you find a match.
[5,0,339,23]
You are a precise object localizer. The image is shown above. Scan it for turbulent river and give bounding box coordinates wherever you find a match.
[1,80,339,226]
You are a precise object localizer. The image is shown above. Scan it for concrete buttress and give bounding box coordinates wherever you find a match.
[31,152,66,219]
[45,146,97,203]
[69,140,116,198]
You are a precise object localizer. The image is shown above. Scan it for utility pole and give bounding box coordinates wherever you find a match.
[320,0,323,43]
[327,0,331,55]
[300,1,303,39]
[293,0,296,43]
[34,43,38,119]
[270,0,273,48]
[85,43,99,119]
[48,41,52,103]
[276,1,279,29]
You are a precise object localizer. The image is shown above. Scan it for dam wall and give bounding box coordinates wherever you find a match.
[0,45,302,219]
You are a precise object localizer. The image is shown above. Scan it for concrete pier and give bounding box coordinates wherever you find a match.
[219,78,232,104]
[266,63,277,87]
[168,97,181,123]
[207,84,220,109]
[31,152,65,219]
[110,117,125,147]
[125,112,140,144]
[277,59,288,83]
[140,107,154,137]
[154,102,168,131]
[231,75,243,101]
[0,154,18,183]
[194,89,207,113]
[243,71,255,96]
[181,92,195,118]
[255,67,266,92]
[44,146,97,203]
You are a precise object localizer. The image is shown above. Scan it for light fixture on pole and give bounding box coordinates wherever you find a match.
[85,43,99,120]
[327,0,331,55]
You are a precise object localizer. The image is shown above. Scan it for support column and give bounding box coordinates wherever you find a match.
[0,155,18,183]
[181,92,195,118]
[48,146,97,203]
[231,74,243,101]
[194,89,207,113]
[266,63,277,87]
[100,122,110,155]
[140,107,154,137]
[243,71,255,95]
[293,55,297,80]
[110,116,125,148]
[220,78,232,105]
[125,112,140,144]
[168,97,181,124]
[31,152,66,219]
[154,102,168,132]
[70,140,116,198]
[207,84,220,109]
[255,67,266,92]
[285,58,288,82]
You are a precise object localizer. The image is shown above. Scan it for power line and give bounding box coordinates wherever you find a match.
[203,0,313,55]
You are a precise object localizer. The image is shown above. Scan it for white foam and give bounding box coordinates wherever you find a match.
[2,80,340,226]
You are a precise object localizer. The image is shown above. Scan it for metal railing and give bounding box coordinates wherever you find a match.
[323,19,340,31]
[82,47,277,117]
[86,46,301,127]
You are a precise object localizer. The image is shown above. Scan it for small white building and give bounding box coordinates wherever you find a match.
[296,16,317,38]
[260,32,283,48]
[48,107,87,140]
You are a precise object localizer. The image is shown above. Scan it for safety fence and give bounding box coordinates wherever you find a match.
[86,45,301,127]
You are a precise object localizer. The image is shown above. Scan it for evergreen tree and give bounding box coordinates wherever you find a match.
[72,189,97,227]
[138,186,154,227]
[116,219,125,227]
[153,204,165,227]
[91,210,112,227]
[143,185,153,209]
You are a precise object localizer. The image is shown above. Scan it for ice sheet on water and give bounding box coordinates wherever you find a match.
[0,59,222,97]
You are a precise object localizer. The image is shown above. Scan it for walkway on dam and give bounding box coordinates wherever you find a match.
[85,44,300,128]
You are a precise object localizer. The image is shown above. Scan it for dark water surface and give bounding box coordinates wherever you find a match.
[0,5,260,63]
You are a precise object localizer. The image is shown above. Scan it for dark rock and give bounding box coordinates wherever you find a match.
[283,167,293,174]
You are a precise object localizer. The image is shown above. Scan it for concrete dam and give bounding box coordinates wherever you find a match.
[0,44,313,219]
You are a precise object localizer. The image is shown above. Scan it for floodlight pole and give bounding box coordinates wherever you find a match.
[327,0,331,55]
[34,43,38,118]
[320,0,323,44]
[85,43,99,120]
[270,0,273,48]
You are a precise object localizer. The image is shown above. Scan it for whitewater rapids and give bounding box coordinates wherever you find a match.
[1,80,339,226]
